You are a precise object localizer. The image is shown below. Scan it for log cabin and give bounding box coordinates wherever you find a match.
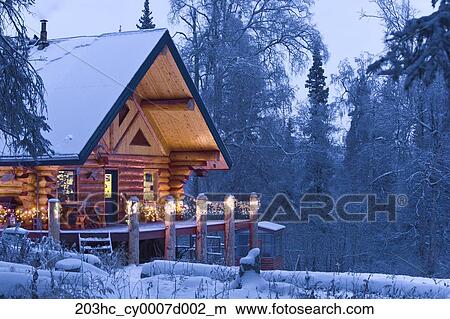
[0,24,284,268]
[0,27,231,224]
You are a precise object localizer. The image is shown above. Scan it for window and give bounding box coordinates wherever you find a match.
[235,231,249,257]
[104,173,113,199]
[260,232,274,257]
[57,170,78,202]
[143,171,155,201]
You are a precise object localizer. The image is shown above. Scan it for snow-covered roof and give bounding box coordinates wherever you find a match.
[258,221,286,232]
[0,29,231,167]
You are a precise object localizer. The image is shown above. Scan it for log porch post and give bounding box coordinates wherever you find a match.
[48,198,61,241]
[195,193,208,263]
[164,196,176,260]
[224,194,236,266]
[127,196,140,265]
[249,193,259,249]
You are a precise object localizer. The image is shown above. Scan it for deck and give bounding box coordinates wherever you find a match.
[8,219,251,243]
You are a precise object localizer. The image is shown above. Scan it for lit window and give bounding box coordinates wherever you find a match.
[57,170,78,202]
[143,171,155,201]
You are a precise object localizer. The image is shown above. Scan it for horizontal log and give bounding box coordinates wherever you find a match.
[141,98,195,111]
[169,175,190,182]
[170,151,220,162]
[0,183,23,189]
[120,178,144,184]
[35,171,58,177]
[158,191,170,198]
[78,179,104,185]
[119,187,144,193]
[170,161,207,167]
[170,188,185,195]
[169,167,191,176]
[44,175,57,182]
[79,188,104,194]
[158,183,170,191]
[103,164,168,170]
[38,180,48,188]
[77,163,107,169]
[101,165,170,171]
[119,170,145,176]
[36,189,53,195]
[36,166,59,171]
[0,189,24,195]
[168,180,184,189]
[159,170,170,178]
[106,155,170,164]
[16,176,36,183]
[158,177,169,184]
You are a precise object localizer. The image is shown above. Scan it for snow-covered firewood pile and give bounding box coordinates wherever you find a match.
[0,228,449,299]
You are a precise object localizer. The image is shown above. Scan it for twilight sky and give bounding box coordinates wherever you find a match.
[24,0,432,99]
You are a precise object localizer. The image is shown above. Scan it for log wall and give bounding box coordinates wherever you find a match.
[0,153,196,225]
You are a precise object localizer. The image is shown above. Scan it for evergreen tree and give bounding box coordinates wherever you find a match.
[305,47,329,106]
[137,0,156,30]
[0,0,52,157]
[302,46,333,194]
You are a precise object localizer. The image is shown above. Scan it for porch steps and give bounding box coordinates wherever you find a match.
[78,232,113,254]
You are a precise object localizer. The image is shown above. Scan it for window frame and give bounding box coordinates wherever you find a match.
[56,169,78,202]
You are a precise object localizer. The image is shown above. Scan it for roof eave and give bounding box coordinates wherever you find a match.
[0,154,81,167]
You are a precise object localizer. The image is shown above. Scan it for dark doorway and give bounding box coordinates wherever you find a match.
[104,170,119,224]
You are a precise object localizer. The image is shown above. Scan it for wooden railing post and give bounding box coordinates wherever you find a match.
[48,198,60,241]
[127,196,140,265]
[164,196,176,260]
[224,194,236,266]
[195,193,208,263]
[249,193,259,249]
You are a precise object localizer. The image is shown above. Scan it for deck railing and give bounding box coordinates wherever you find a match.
[43,193,260,266]
[0,193,260,266]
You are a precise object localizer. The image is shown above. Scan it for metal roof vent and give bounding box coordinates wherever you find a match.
[38,19,49,50]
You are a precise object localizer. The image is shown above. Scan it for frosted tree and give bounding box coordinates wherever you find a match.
[364,0,450,276]
[170,0,322,196]
[0,0,51,157]
[137,0,156,30]
[302,46,333,194]
[368,0,450,88]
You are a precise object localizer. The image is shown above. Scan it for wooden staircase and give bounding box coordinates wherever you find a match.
[78,232,113,254]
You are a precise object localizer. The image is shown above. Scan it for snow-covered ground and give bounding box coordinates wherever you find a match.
[140,260,450,299]
[1,258,449,299]
[0,229,449,299]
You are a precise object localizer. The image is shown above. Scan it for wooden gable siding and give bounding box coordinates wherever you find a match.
[135,46,220,153]
[101,98,168,157]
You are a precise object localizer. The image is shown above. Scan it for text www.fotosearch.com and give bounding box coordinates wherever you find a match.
[235,302,375,316]
[74,301,375,317]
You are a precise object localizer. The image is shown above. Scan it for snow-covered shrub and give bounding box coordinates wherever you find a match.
[0,227,33,264]
[95,244,127,275]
